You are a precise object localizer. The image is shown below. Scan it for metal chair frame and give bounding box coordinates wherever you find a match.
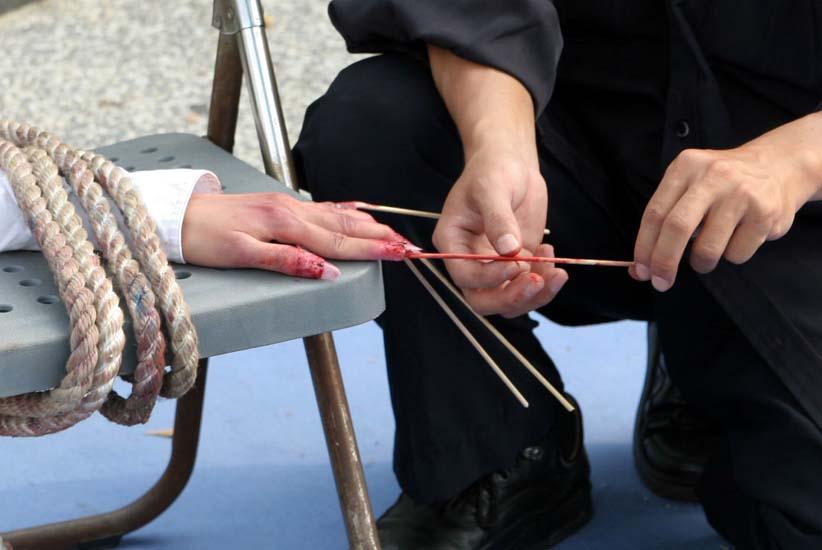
[0,1,380,548]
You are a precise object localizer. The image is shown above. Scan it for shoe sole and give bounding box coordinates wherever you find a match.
[632,440,699,502]
[633,358,699,503]
[480,481,594,550]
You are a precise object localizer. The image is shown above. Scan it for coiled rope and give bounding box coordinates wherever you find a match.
[0,121,199,436]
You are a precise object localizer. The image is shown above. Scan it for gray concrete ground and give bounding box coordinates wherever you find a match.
[0,0,364,170]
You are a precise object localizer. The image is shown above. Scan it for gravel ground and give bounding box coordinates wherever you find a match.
[0,0,364,170]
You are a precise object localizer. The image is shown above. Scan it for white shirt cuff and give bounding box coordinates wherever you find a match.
[0,168,222,264]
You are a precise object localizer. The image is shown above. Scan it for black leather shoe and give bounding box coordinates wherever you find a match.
[378,395,592,550]
[633,322,721,501]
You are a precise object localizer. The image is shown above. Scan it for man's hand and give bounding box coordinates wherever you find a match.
[433,143,567,317]
[632,112,822,291]
[182,192,412,280]
[427,45,567,317]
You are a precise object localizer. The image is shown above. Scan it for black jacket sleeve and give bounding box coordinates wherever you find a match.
[328,0,563,117]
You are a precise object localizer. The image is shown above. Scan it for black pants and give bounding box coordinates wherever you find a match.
[294,54,822,550]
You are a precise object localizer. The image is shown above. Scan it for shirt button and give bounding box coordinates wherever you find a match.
[675,119,690,139]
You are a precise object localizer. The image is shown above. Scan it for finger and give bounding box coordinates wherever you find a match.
[689,201,744,273]
[314,202,418,244]
[723,221,768,265]
[473,183,522,256]
[464,272,544,316]
[435,223,528,289]
[279,220,410,261]
[232,233,340,280]
[633,164,692,280]
[301,208,399,241]
[649,185,713,291]
[320,201,382,221]
[503,244,568,316]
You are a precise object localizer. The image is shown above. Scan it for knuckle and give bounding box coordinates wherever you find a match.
[734,183,760,206]
[690,242,722,271]
[330,232,347,251]
[675,148,703,168]
[705,159,734,180]
[650,255,677,276]
[770,215,794,239]
[336,212,357,235]
[643,203,667,226]
[692,241,723,262]
[663,212,693,236]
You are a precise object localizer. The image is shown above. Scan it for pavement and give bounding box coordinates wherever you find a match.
[0,0,363,170]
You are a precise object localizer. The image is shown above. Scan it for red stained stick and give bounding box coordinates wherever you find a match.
[406,252,634,268]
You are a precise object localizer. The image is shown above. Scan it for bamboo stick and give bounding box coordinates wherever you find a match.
[407,252,634,268]
[403,259,529,408]
[345,202,552,236]
[418,258,575,412]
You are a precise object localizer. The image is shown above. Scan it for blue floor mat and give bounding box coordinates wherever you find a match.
[0,318,725,549]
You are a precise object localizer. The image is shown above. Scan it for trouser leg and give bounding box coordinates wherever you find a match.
[294,49,661,503]
[656,268,822,549]
[295,54,568,502]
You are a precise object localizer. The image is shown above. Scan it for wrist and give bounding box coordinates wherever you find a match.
[463,119,538,167]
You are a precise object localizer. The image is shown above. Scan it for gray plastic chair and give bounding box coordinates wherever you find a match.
[0,1,382,548]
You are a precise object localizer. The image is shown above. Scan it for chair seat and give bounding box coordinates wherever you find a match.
[0,133,385,398]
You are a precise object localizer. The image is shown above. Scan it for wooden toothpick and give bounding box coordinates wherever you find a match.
[342,202,552,236]
[418,258,575,412]
[403,259,529,408]
[407,252,634,268]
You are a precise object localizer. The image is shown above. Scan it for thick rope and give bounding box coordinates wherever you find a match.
[0,122,199,435]
[9,122,198,399]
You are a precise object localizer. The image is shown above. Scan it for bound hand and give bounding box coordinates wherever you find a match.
[182,192,412,280]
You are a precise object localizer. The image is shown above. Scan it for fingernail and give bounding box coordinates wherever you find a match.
[504,264,521,280]
[403,242,423,252]
[321,263,341,281]
[524,281,542,300]
[635,263,650,281]
[496,234,519,255]
[549,274,567,294]
[379,242,409,261]
[651,275,671,292]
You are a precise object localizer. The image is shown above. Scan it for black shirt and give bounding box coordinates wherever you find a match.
[329,0,822,427]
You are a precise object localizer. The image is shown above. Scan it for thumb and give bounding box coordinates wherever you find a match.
[475,185,522,256]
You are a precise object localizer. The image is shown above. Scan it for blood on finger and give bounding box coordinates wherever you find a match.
[260,246,327,279]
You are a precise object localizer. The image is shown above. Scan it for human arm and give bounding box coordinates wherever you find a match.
[0,169,411,280]
[428,45,568,318]
[632,111,822,291]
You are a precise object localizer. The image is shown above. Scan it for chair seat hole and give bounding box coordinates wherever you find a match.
[159,156,175,162]
[37,295,59,305]
[19,279,41,287]
[140,147,158,154]
[2,265,23,273]
[0,304,12,313]
[174,271,192,280]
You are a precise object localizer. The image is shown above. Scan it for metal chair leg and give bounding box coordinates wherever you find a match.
[0,361,209,550]
[210,3,381,546]
[305,333,381,550]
